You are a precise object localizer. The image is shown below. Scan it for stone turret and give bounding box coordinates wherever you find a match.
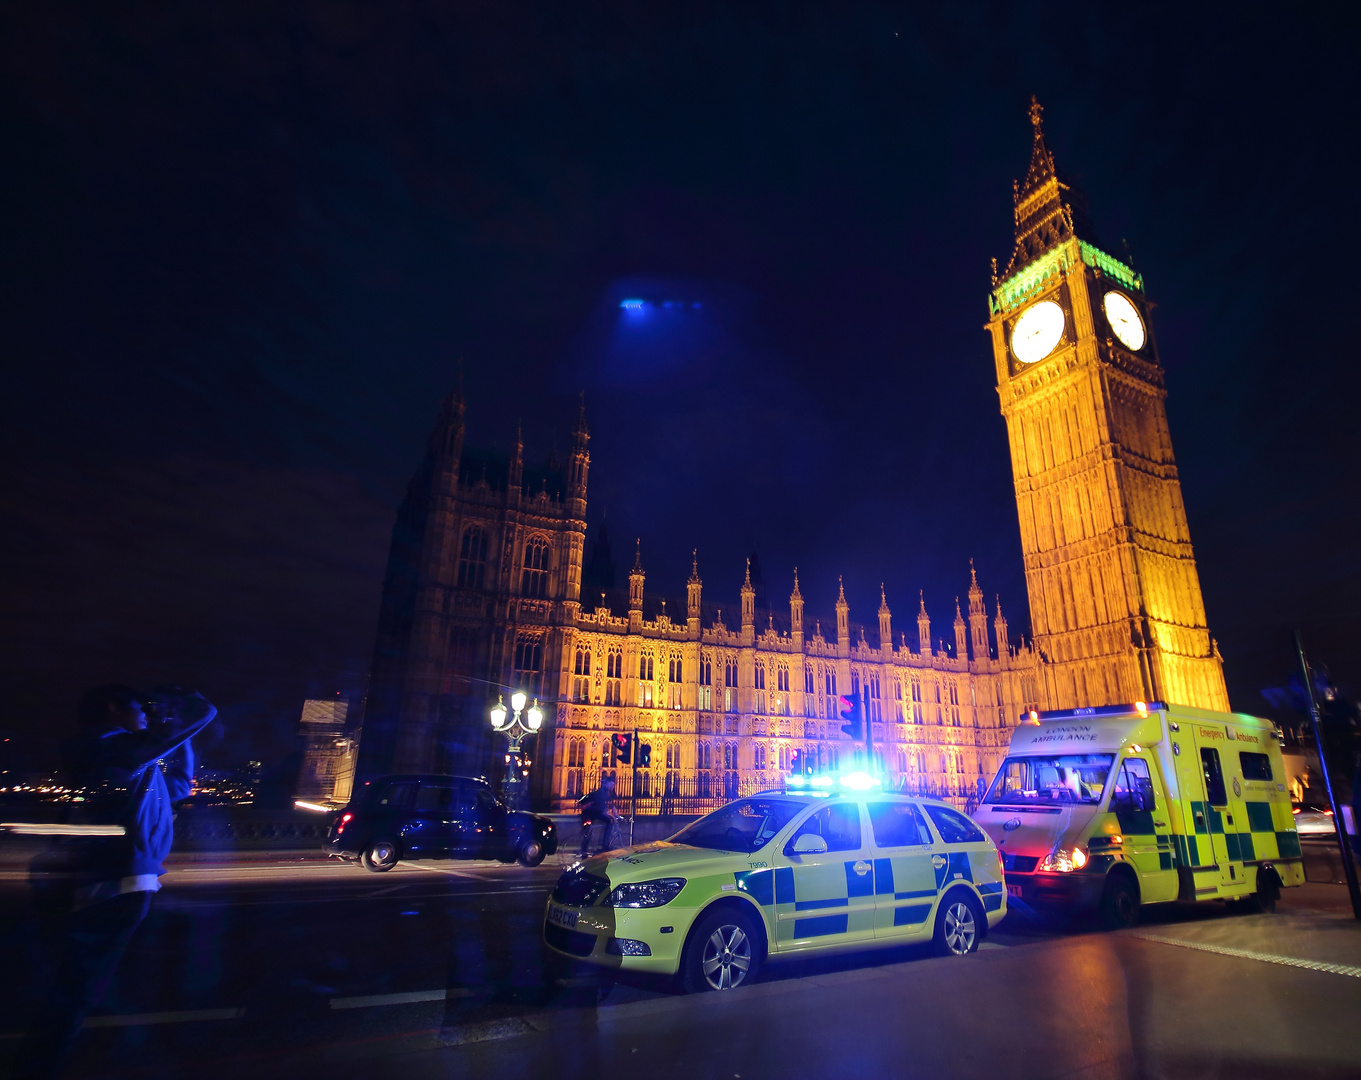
[968,560,989,661]
[953,598,968,661]
[917,593,931,658]
[790,568,805,649]
[994,595,1010,668]
[835,577,850,654]
[687,551,702,637]
[878,585,892,658]
[628,540,645,632]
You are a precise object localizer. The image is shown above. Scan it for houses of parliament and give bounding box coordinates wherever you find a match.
[355,101,1228,810]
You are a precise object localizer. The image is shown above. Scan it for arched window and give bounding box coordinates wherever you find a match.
[521,538,549,597]
[513,637,543,695]
[754,744,767,771]
[457,526,489,589]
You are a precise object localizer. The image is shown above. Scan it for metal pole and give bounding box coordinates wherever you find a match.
[1296,631,1361,920]
[863,687,873,772]
[630,728,638,846]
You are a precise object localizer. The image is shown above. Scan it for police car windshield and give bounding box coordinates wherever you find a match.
[669,797,806,853]
[985,754,1115,806]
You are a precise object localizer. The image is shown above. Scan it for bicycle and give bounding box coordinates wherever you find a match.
[602,817,626,852]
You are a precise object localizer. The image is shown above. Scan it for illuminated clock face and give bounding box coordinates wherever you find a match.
[1010,300,1065,365]
[1102,291,1146,351]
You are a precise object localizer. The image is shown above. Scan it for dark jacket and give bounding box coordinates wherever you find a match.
[61,705,216,880]
[578,786,612,820]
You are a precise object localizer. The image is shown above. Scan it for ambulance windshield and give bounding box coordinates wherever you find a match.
[984,754,1115,806]
[669,797,806,853]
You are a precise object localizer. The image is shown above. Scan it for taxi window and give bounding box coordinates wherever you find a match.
[867,802,933,848]
[788,803,862,853]
[923,804,985,844]
[415,784,457,811]
[376,782,415,808]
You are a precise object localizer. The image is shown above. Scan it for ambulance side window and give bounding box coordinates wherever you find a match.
[1239,752,1273,781]
[1200,748,1227,806]
[1110,759,1155,813]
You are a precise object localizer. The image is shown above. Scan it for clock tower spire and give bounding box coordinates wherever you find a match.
[987,100,1229,712]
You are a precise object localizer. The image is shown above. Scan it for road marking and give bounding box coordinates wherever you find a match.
[166,885,547,907]
[85,1008,246,1027]
[1133,933,1361,978]
[331,988,475,1009]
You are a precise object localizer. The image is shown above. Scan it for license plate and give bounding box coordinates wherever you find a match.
[547,905,578,929]
[1006,884,1023,899]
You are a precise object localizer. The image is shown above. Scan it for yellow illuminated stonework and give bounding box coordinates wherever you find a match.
[552,555,1043,812]
[986,99,1229,712]
[358,393,1043,812]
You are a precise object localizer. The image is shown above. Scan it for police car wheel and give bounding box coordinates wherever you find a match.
[682,908,762,992]
[934,893,982,956]
[361,838,399,873]
[518,839,546,867]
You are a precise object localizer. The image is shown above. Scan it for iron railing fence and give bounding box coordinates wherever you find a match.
[553,771,980,815]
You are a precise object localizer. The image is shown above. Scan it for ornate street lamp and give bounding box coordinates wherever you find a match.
[489,691,543,809]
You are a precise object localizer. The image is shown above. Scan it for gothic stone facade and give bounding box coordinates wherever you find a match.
[357,392,1043,810]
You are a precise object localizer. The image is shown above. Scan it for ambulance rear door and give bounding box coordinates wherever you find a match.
[1169,725,1228,898]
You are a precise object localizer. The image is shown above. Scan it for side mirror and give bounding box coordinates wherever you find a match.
[791,833,828,855]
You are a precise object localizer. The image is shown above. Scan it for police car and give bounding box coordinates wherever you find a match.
[543,781,1006,991]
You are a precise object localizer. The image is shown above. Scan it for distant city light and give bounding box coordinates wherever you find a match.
[618,298,701,311]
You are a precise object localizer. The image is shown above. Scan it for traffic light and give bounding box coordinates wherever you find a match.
[638,743,652,768]
[839,691,864,740]
[790,750,803,775]
[612,732,632,765]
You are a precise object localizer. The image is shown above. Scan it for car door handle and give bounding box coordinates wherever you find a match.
[1153,821,1167,828]
[852,860,871,876]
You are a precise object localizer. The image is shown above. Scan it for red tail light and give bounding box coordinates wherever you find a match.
[336,812,353,836]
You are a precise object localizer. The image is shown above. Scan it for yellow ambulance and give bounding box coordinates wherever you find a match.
[971,701,1304,927]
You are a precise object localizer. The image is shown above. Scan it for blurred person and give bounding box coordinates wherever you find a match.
[576,775,618,857]
[14,684,216,1079]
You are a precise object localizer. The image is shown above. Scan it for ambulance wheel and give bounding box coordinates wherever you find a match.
[681,906,763,992]
[1250,869,1281,914]
[1099,874,1140,929]
[934,891,983,956]
[361,837,399,873]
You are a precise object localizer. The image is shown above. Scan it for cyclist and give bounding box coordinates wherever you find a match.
[576,776,620,856]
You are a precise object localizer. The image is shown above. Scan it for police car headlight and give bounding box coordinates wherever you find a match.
[607,878,686,908]
[1038,847,1088,873]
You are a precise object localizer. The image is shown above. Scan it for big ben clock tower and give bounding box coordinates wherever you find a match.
[988,99,1229,712]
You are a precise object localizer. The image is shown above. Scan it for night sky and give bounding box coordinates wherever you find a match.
[3,4,1358,771]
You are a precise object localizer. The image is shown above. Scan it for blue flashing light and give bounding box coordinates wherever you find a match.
[620,299,646,310]
[810,775,834,788]
[839,771,879,791]
[787,774,806,787]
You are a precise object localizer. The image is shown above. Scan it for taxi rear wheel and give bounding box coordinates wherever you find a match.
[360,837,399,873]
[933,892,982,956]
[517,839,546,867]
[681,907,763,992]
